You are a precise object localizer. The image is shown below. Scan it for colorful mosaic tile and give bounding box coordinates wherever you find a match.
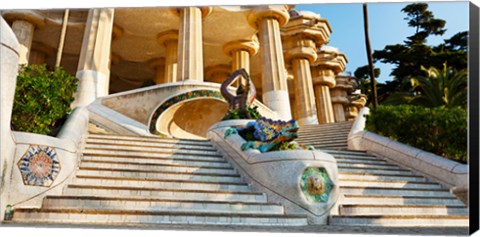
[149,89,226,135]
[300,167,334,203]
[17,145,61,187]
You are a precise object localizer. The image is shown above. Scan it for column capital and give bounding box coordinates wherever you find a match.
[247,5,290,28]
[223,37,259,57]
[157,29,179,46]
[3,10,46,29]
[312,46,347,74]
[283,38,317,64]
[281,13,331,46]
[171,7,213,18]
[334,74,354,93]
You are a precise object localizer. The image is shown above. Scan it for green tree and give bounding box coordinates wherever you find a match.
[12,64,78,135]
[384,64,467,108]
[360,3,468,102]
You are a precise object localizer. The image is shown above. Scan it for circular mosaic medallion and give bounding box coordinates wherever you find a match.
[17,145,61,187]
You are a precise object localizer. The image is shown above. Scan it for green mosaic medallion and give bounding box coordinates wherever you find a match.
[300,167,334,203]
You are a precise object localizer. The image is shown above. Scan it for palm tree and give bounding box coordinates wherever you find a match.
[362,3,378,108]
[384,64,467,108]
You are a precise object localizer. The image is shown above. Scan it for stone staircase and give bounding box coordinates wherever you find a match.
[10,121,469,229]
[298,121,469,227]
[11,133,307,226]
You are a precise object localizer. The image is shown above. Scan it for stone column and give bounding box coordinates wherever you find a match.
[157,30,179,83]
[3,11,45,65]
[248,5,292,120]
[223,37,259,74]
[331,74,352,122]
[29,42,54,65]
[282,12,331,125]
[72,8,115,107]
[311,46,347,124]
[148,58,166,84]
[205,65,231,83]
[176,7,211,82]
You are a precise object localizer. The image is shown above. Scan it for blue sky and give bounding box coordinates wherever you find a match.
[296,1,469,83]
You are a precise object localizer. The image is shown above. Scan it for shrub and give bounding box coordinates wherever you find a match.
[12,64,78,136]
[365,105,467,163]
[222,105,261,120]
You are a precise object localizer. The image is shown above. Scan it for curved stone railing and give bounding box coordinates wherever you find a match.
[348,107,468,201]
[208,120,339,224]
[93,81,278,139]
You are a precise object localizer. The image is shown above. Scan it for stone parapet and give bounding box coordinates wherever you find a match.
[348,108,468,197]
[208,120,339,224]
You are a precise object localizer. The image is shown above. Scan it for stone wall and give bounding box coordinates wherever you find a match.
[0,16,20,220]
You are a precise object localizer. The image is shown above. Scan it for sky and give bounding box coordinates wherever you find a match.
[296,1,470,83]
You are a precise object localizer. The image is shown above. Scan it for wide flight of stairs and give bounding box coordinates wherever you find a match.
[11,133,307,226]
[11,121,469,229]
[298,121,469,227]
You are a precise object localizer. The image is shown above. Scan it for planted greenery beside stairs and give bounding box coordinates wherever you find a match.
[365,105,467,163]
[12,64,78,136]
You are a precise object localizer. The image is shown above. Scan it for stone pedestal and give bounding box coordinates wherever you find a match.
[248,5,292,120]
[72,8,115,107]
[158,30,178,83]
[176,7,211,82]
[3,11,45,65]
[311,46,347,124]
[282,12,331,125]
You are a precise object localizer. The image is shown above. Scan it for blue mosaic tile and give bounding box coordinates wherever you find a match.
[17,145,61,187]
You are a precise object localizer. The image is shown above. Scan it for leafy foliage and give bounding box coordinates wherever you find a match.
[364,3,468,103]
[384,64,467,108]
[222,105,261,120]
[366,105,467,163]
[12,64,78,136]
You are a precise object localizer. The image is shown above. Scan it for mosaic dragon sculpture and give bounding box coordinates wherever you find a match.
[225,117,314,153]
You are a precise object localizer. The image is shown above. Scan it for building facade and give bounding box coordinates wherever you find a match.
[3,6,366,129]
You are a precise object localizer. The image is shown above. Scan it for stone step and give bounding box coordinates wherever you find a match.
[338,163,407,171]
[340,186,454,197]
[341,194,465,206]
[41,196,283,215]
[71,176,251,192]
[88,134,212,146]
[82,156,232,168]
[296,140,348,146]
[315,146,348,150]
[330,155,384,162]
[338,167,414,176]
[338,173,428,182]
[86,138,218,151]
[329,215,468,227]
[84,144,222,157]
[64,185,267,203]
[299,131,349,136]
[335,158,391,165]
[83,150,225,162]
[76,169,242,183]
[338,179,443,189]
[321,150,372,157]
[339,204,468,216]
[13,209,308,226]
[80,161,236,175]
